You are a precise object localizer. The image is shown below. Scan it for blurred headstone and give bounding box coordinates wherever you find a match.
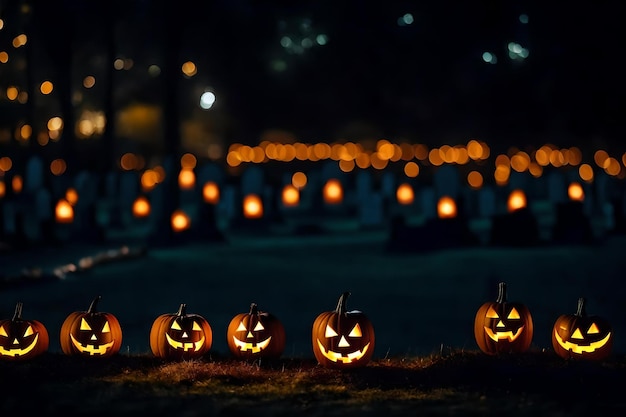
[240,165,265,197]
[358,192,384,229]
[118,171,140,227]
[476,186,496,219]
[419,186,436,220]
[24,155,44,193]
[433,164,459,200]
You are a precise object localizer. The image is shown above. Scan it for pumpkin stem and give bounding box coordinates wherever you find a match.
[249,303,258,315]
[575,297,587,317]
[12,302,23,321]
[496,282,507,304]
[176,303,187,317]
[335,291,351,314]
[87,295,102,313]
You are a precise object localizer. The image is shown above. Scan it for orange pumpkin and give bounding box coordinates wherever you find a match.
[227,303,286,360]
[150,303,213,360]
[0,302,49,361]
[474,282,534,355]
[552,298,612,361]
[311,292,375,369]
[60,296,123,357]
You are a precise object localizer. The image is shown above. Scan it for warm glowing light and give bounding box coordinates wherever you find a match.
[40,81,53,95]
[568,182,584,201]
[507,189,527,212]
[132,196,151,218]
[65,188,79,206]
[171,210,191,232]
[182,61,197,77]
[323,179,343,205]
[181,153,197,169]
[467,171,483,189]
[437,196,457,219]
[11,175,22,193]
[396,183,414,205]
[0,180,5,198]
[50,159,66,176]
[403,161,419,178]
[203,181,220,204]
[282,184,300,207]
[55,199,74,223]
[243,194,264,219]
[178,168,196,190]
[579,164,594,183]
[291,171,307,189]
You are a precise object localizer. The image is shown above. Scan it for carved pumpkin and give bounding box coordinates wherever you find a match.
[0,302,49,361]
[552,297,612,361]
[150,303,213,360]
[227,303,286,360]
[474,282,533,355]
[60,296,123,357]
[312,292,375,369]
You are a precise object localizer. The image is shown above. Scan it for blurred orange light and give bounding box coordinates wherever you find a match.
[507,189,527,213]
[203,181,220,204]
[178,168,196,190]
[171,209,191,232]
[132,196,151,218]
[437,196,457,219]
[65,188,79,206]
[396,183,414,205]
[243,194,263,218]
[323,179,343,205]
[282,184,300,207]
[568,182,584,202]
[55,199,74,224]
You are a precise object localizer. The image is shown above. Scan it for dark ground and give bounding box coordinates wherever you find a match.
[1,223,626,415]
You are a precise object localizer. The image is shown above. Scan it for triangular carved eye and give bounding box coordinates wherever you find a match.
[192,322,202,331]
[236,322,247,332]
[486,307,499,319]
[102,322,110,333]
[325,325,338,338]
[171,321,182,330]
[80,318,92,331]
[572,328,584,339]
[507,308,520,319]
[0,325,7,337]
[254,322,264,331]
[587,323,600,334]
[23,325,34,337]
[348,324,362,338]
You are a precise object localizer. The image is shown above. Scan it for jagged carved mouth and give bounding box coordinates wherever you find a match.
[70,334,114,355]
[316,339,370,363]
[232,336,272,353]
[0,334,39,357]
[165,333,205,351]
[484,326,524,342]
[554,329,611,354]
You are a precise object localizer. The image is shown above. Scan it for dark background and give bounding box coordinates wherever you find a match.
[1,0,624,169]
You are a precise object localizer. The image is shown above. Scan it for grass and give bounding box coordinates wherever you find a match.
[2,349,626,416]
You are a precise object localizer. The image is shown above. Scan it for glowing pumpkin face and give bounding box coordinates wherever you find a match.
[150,303,213,360]
[60,296,123,357]
[474,282,533,355]
[312,292,375,369]
[0,302,49,361]
[552,298,612,361]
[227,303,286,360]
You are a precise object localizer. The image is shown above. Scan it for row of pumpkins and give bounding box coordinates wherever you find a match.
[0,283,613,368]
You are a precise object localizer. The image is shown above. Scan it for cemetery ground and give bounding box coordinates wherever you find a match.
[1,224,626,415]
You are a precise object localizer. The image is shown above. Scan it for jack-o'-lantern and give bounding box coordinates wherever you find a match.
[150,303,213,360]
[60,295,123,357]
[474,282,533,355]
[227,303,286,360]
[0,302,49,361]
[312,292,375,369]
[552,297,612,361]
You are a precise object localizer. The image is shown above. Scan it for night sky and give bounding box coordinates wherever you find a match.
[1,0,625,154]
